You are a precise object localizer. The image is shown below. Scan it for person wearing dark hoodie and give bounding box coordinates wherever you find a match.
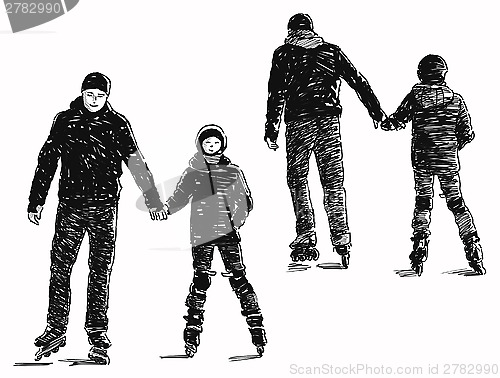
[381,54,485,276]
[265,13,386,266]
[165,125,267,357]
[28,72,167,364]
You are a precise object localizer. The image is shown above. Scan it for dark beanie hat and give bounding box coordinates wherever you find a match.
[288,13,313,31]
[417,55,448,83]
[195,124,227,154]
[81,72,111,94]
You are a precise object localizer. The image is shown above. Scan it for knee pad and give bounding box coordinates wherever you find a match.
[192,270,211,291]
[228,270,254,297]
[447,197,466,214]
[415,196,432,211]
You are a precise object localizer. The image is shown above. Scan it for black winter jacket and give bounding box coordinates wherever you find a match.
[28,97,162,212]
[392,83,474,174]
[265,42,384,141]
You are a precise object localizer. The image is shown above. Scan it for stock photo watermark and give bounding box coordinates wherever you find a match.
[289,363,499,375]
[3,0,79,32]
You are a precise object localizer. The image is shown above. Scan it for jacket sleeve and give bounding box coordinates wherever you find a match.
[391,91,414,126]
[117,117,163,210]
[165,169,194,215]
[27,113,63,212]
[265,48,287,142]
[229,167,253,229]
[337,48,384,121]
[455,95,475,150]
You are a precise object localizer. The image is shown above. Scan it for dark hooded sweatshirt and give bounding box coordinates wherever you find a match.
[392,83,474,174]
[166,152,253,246]
[265,39,384,141]
[28,96,162,212]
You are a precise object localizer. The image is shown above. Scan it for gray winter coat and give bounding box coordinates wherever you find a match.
[166,153,253,246]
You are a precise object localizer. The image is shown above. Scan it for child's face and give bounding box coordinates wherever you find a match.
[202,136,222,155]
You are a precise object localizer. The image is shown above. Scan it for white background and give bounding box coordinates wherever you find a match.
[1,0,499,377]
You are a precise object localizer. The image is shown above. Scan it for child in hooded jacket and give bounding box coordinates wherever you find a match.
[382,54,485,276]
[165,125,267,357]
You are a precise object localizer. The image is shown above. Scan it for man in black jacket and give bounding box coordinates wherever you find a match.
[28,72,167,364]
[265,13,386,266]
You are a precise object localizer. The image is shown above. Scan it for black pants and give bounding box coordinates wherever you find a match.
[286,115,350,245]
[185,243,261,317]
[46,202,117,335]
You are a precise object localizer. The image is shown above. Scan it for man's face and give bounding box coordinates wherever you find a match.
[82,89,108,112]
[202,136,222,155]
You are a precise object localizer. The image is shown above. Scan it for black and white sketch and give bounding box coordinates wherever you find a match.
[164,125,267,358]
[381,55,485,276]
[27,72,167,364]
[264,13,386,267]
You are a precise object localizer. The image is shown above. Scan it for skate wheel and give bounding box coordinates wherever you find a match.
[469,262,486,275]
[256,346,264,357]
[312,248,320,261]
[412,263,423,276]
[341,254,349,269]
[60,339,67,347]
[44,352,51,358]
[185,344,196,358]
[35,355,42,362]
[53,347,59,353]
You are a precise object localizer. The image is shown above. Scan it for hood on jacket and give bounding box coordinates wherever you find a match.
[412,84,454,109]
[285,29,324,49]
[195,124,228,154]
[70,96,111,117]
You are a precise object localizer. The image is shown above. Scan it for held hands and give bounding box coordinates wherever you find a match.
[149,207,168,221]
[380,116,405,131]
[28,205,43,225]
[265,137,279,151]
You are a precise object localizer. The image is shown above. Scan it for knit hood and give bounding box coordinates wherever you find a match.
[195,124,228,154]
[412,84,454,110]
[285,29,324,49]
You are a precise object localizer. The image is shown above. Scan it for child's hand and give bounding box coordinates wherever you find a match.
[149,208,168,221]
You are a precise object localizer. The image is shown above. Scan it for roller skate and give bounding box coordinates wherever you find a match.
[334,243,351,269]
[87,331,111,365]
[88,346,110,365]
[34,326,66,361]
[410,233,429,276]
[184,326,201,357]
[289,230,319,262]
[464,235,486,275]
[183,309,204,358]
[246,314,267,357]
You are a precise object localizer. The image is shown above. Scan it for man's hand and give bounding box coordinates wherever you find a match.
[265,137,279,151]
[149,207,168,221]
[28,205,44,225]
[373,111,388,129]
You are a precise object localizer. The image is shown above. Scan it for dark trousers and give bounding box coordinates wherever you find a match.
[185,243,261,317]
[286,115,350,245]
[412,169,477,241]
[47,202,117,335]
